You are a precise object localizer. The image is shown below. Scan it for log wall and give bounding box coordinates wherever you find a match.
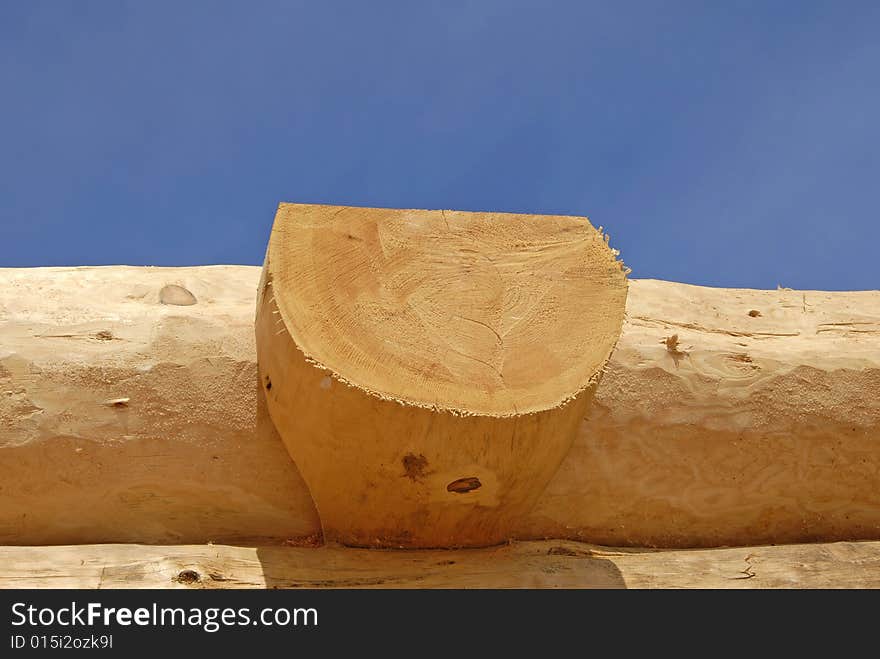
[2,266,878,547]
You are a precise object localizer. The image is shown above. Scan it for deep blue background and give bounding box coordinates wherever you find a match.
[2,1,878,289]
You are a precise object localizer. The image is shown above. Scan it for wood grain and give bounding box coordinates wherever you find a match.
[1,539,877,589]
[256,204,628,548]
[1,266,878,548]
[262,204,627,415]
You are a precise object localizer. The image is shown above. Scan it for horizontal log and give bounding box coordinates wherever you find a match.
[0,266,320,545]
[1,266,879,547]
[2,539,878,588]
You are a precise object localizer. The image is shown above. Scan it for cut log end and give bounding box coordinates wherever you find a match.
[255,204,628,548]
[264,203,628,417]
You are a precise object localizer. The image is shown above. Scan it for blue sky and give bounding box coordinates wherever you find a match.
[1,1,878,289]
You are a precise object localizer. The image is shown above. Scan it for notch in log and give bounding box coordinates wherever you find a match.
[255,203,628,548]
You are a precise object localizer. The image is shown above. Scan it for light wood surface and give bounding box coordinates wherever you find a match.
[260,204,627,416]
[1,540,877,589]
[256,204,628,547]
[1,265,878,548]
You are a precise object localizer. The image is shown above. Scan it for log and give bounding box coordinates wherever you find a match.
[0,265,320,545]
[1,266,879,548]
[255,204,628,547]
[2,539,878,589]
